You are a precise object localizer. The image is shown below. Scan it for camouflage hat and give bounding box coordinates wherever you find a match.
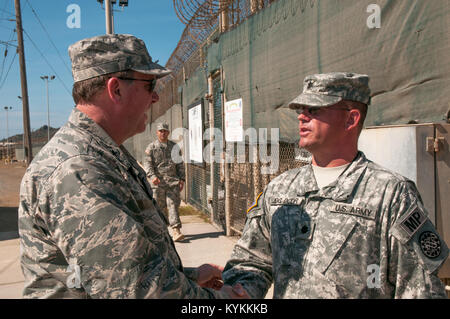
[69,34,172,83]
[156,123,169,131]
[288,72,371,109]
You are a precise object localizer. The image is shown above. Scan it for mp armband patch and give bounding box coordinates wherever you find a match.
[398,205,426,238]
[390,204,428,244]
[391,204,449,271]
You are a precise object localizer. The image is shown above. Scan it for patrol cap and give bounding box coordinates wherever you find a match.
[288,72,371,109]
[156,123,169,131]
[69,34,172,83]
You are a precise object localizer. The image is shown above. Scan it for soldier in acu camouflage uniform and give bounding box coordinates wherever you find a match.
[18,34,239,299]
[222,72,449,299]
[144,123,185,242]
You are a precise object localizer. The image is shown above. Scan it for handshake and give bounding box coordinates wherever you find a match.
[194,263,250,299]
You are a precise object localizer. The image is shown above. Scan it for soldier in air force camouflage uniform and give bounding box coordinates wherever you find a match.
[18,34,239,298]
[222,72,449,299]
[144,123,185,242]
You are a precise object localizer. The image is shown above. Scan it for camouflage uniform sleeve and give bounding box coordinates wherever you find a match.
[388,181,449,298]
[44,156,216,299]
[174,143,185,181]
[143,144,157,181]
[222,191,273,299]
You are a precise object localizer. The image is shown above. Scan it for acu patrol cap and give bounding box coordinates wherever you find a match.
[156,123,169,131]
[288,72,371,109]
[69,34,172,83]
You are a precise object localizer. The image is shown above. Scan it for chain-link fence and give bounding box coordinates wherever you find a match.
[186,163,210,214]
[226,142,309,235]
[184,140,309,235]
[0,146,15,160]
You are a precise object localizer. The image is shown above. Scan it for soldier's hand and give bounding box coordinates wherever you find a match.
[179,180,185,191]
[152,177,160,185]
[196,263,224,290]
[220,283,250,299]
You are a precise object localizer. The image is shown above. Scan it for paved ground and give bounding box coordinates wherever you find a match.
[0,213,274,299]
[0,161,25,241]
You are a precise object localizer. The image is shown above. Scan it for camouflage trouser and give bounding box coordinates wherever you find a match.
[152,186,181,229]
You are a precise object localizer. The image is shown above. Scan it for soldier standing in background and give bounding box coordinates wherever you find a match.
[144,123,185,242]
[18,34,236,298]
[222,72,449,298]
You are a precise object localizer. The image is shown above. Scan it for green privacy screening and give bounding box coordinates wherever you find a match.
[125,0,450,234]
[205,0,449,142]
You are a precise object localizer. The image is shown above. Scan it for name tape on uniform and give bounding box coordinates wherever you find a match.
[269,197,304,206]
[330,203,375,220]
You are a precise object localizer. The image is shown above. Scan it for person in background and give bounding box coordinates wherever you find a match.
[144,123,185,242]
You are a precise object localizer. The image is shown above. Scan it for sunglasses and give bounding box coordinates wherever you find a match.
[116,77,157,92]
[295,105,351,116]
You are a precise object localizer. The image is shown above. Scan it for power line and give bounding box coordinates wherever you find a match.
[22,28,72,96]
[0,7,14,18]
[0,50,17,91]
[24,0,72,76]
[0,28,16,83]
[0,8,14,16]
[0,40,17,47]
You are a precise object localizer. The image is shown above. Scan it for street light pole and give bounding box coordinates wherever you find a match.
[40,75,55,142]
[18,96,25,159]
[97,0,129,34]
[105,0,113,34]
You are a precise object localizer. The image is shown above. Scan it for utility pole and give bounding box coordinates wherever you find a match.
[14,0,33,166]
[40,75,55,142]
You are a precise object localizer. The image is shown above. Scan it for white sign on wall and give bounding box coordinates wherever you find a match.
[188,103,203,163]
[224,98,243,142]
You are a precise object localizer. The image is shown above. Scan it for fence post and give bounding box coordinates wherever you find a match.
[208,74,216,224]
[222,76,233,236]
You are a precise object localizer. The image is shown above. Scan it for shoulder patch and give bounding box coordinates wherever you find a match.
[412,227,448,274]
[247,192,263,214]
[419,231,442,259]
[390,201,449,273]
[398,204,426,238]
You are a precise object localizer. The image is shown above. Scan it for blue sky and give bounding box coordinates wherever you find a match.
[0,0,185,140]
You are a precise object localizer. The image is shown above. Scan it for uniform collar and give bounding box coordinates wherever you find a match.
[68,108,133,170]
[298,151,369,202]
[69,108,118,147]
[156,139,169,148]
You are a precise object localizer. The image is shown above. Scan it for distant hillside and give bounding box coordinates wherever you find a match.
[1,125,60,146]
